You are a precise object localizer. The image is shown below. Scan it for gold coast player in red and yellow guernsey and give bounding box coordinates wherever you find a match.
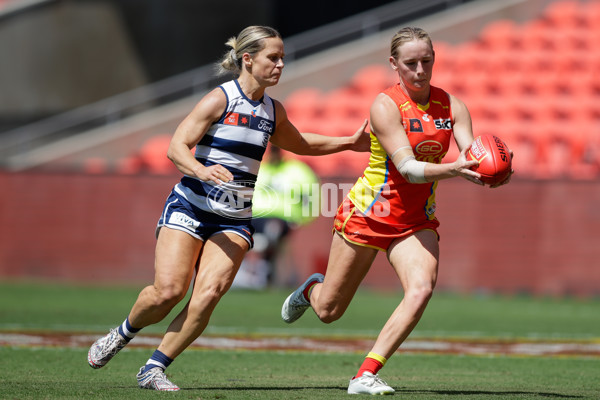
[340,85,455,250]
[282,27,513,395]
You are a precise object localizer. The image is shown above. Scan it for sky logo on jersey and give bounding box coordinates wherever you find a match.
[408,118,423,132]
[434,118,452,130]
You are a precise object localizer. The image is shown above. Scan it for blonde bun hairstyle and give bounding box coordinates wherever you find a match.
[217,25,281,76]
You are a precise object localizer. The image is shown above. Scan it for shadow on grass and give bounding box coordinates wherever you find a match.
[403,389,582,398]
[178,386,582,398]
[180,386,347,391]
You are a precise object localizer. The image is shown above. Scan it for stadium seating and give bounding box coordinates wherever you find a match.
[272,0,595,180]
[127,0,598,180]
[138,134,178,175]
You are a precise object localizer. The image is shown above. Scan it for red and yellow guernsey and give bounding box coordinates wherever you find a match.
[348,84,453,227]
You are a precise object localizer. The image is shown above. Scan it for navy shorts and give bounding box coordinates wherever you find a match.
[156,189,255,248]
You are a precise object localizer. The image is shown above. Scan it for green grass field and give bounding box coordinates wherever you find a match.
[1,281,599,399]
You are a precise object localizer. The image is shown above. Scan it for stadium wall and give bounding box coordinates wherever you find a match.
[0,172,598,297]
[0,1,147,122]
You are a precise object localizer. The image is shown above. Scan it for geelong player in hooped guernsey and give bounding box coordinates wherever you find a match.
[348,84,453,228]
[172,79,276,228]
[87,26,369,392]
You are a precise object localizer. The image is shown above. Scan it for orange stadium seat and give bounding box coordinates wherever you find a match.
[462,69,500,96]
[516,49,553,80]
[278,0,598,180]
[543,0,587,28]
[495,93,535,122]
[139,134,177,175]
[473,94,505,121]
[350,64,395,98]
[317,117,361,138]
[290,112,326,134]
[283,88,324,123]
[583,1,600,25]
[478,19,521,50]
[451,42,484,73]
[540,125,588,179]
[464,96,484,121]
[520,20,554,51]
[500,120,553,178]
[321,87,369,124]
[431,68,454,92]
[470,118,497,138]
[553,29,590,52]
[432,41,456,73]
[501,71,537,98]
[115,156,143,175]
[486,47,523,76]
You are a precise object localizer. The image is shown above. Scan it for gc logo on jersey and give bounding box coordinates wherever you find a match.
[415,140,443,155]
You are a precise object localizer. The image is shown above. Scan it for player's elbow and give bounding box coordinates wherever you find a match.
[396,156,428,184]
[166,145,176,163]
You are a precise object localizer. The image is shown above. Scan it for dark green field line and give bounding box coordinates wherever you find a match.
[2,332,599,358]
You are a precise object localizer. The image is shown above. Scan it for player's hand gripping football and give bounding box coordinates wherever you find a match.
[452,147,483,185]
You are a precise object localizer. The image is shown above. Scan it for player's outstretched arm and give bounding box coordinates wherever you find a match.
[270,100,370,155]
[371,93,481,184]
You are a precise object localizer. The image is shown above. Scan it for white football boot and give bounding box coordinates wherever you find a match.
[281,273,324,323]
[348,372,395,395]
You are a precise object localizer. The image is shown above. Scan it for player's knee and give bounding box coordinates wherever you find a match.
[190,283,228,312]
[316,303,345,324]
[406,284,434,309]
[154,283,188,307]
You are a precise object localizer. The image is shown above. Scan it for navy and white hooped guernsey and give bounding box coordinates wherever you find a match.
[173,79,276,222]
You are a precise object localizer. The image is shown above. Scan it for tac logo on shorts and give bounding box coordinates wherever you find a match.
[408,119,423,132]
[169,212,200,230]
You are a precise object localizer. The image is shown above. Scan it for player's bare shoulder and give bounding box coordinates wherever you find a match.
[193,87,228,120]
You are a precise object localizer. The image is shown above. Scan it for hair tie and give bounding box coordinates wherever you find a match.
[229,49,238,62]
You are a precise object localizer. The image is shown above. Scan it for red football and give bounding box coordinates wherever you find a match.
[467,134,512,185]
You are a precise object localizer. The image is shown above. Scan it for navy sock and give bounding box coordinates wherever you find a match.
[142,349,173,373]
[117,317,141,343]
